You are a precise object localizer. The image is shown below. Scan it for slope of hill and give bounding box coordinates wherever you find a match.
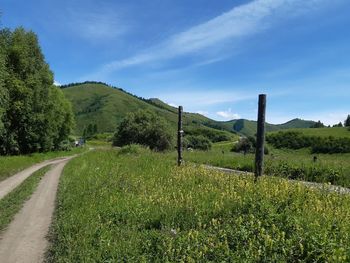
[222,118,316,137]
[61,82,316,138]
[61,82,236,139]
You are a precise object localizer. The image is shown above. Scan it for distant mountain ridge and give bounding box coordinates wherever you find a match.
[60,81,316,136]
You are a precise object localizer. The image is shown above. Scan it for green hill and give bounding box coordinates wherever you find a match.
[223,118,316,137]
[61,82,317,138]
[61,82,237,140]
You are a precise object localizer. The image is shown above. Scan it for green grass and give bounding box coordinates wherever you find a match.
[184,142,350,188]
[274,127,350,138]
[0,147,86,182]
[48,148,350,262]
[0,166,49,232]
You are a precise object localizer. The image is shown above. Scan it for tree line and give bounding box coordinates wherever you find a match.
[0,27,74,155]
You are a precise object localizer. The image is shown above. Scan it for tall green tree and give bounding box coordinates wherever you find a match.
[0,27,75,154]
[345,115,350,127]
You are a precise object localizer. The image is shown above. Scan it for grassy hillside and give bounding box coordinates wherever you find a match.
[62,82,315,137]
[61,82,236,140]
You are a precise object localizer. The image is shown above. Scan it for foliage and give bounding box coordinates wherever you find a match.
[345,115,350,127]
[311,120,325,128]
[48,150,350,262]
[82,123,98,140]
[232,136,269,155]
[113,110,174,151]
[184,126,235,143]
[185,135,212,151]
[267,131,350,153]
[0,27,74,155]
[185,142,350,188]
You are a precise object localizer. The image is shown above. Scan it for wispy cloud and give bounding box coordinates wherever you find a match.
[63,8,129,41]
[88,0,329,78]
[216,109,241,120]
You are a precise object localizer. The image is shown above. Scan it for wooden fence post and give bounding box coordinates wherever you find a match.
[255,94,266,180]
[178,106,183,166]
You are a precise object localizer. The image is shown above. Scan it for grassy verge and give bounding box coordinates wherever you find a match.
[48,148,350,262]
[184,142,350,188]
[0,166,50,232]
[0,147,87,182]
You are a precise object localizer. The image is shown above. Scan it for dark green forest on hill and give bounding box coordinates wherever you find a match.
[0,27,74,155]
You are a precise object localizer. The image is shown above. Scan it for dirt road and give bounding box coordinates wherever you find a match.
[0,157,73,200]
[0,157,73,263]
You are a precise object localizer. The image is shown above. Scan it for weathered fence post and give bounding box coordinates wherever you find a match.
[177,106,183,166]
[255,94,266,180]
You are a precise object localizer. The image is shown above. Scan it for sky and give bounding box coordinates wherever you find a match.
[1,0,350,124]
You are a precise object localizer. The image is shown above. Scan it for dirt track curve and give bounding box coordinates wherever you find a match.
[0,157,74,263]
[0,157,74,200]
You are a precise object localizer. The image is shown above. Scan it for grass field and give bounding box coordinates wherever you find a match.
[184,141,350,188]
[0,166,49,232]
[0,147,86,182]
[270,127,350,138]
[48,148,350,262]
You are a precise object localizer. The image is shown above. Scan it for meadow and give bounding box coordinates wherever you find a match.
[47,147,350,262]
[184,141,350,188]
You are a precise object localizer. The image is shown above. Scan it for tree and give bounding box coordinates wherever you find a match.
[344,115,350,127]
[113,110,174,151]
[311,121,325,128]
[333,122,343,128]
[0,27,74,154]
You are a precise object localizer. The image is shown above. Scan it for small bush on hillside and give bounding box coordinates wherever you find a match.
[185,135,212,151]
[113,110,174,151]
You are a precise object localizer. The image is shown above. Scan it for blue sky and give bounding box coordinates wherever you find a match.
[1,0,350,124]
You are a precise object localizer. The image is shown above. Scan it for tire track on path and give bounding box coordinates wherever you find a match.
[0,157,74,263]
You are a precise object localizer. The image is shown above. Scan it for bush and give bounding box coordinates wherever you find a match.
[267,131,350,154]
[232,136,269,155]
[185,135,212,151]
[118,144,150,155]
[113,110,174,151]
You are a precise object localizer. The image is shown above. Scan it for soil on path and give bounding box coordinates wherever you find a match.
[0,156,74,200]
[0,157,73,263]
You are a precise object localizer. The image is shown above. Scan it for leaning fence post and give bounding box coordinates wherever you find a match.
[255,94,266,180]
[177,106,183,166]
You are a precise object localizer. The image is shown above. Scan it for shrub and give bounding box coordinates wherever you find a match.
[185,135,212,151]
[118,144,150,155]
[112,110,174,151]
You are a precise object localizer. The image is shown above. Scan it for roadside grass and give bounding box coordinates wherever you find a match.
[48,148,350,262]
[184,142,350,188]
[0,166,50,232]
[0,147,87,182]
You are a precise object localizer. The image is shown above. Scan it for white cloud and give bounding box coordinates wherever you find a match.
[167,102,178,108]
[54,80,61,86]
[216,108,241,120]
[90,0,330,77]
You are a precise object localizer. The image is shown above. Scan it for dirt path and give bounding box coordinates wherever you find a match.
[0,157,73,263]
[0,156,74,200]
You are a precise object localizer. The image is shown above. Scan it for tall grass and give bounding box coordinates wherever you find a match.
[184,143,350,188]
[48,148,350,262]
